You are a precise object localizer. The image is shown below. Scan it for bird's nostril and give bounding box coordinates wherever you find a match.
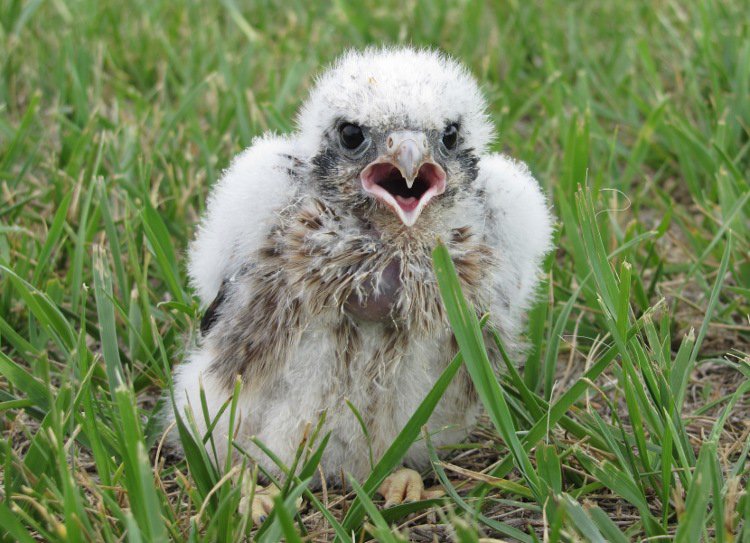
[387,136,394,149]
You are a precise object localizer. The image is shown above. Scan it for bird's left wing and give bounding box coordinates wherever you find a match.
[475,153,554,326]
[188,134,300,308]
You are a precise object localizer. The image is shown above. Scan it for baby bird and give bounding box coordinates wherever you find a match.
[168,47,552,518]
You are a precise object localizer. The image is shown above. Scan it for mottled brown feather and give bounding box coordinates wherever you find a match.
[205,196,495,392]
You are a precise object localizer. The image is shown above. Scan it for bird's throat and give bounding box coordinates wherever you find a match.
[344,258,401,322]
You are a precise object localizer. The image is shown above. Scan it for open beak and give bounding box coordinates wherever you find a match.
[360,131,446,227]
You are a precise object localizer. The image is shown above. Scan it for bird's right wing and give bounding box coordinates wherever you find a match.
[188,134,300,308]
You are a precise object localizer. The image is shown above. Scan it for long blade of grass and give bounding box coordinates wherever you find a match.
[92,245,125,395]
[433,241,544,502]
[678,234,733,410]
[337,341,469,538]
[674,441,716,542]
[347,476,402,543]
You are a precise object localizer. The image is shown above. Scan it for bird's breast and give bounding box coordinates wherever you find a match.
[283,197,493,335]
[344,257,401,322]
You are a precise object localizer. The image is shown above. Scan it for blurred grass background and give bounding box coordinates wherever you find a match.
[1,0,748,541]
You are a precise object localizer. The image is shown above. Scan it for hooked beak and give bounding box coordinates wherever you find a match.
[360,131,447,227]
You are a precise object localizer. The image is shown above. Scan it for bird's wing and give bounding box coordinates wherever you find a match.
[188,134,300,307]
[476,153,554,325]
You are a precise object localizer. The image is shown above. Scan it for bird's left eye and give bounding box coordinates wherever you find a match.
[339,123,365,150]
[442,123,459,150]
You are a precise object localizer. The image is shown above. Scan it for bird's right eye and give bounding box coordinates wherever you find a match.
[339,123,365,150]
[442,123,459,150]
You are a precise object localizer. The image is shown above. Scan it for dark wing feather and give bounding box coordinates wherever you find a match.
[200,280,228,335]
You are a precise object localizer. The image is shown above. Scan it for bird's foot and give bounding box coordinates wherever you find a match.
[378,468,444,508]
[239,481,278,525]
[239,481,302,525]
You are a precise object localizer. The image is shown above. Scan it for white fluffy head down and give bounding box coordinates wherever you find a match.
[297,47,495,155]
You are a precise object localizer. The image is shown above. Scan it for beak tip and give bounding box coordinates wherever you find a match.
[400,215,418,227]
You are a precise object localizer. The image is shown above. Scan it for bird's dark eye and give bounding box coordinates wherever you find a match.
[442,124,459,150]
[339,123,365,150]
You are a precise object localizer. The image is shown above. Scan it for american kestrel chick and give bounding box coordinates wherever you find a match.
[168,47,553,520]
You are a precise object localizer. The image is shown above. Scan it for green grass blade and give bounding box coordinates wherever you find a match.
[674,441,716,542]
[338,346,465,538]
[560,494,608,543]
[271,492,304,543]
[433,241,545,502]
[347,476,402,543]
[141,200,187,305]
[92,245,125,395]
[587,506,631,543]
[0,264,77,354]
[0,351,49,412]
[113,383,168,541]
[0,502,37,543]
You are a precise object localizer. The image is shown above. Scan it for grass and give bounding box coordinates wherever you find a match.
[1,0,748,540]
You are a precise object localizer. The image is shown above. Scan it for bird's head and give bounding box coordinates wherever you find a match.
[298,47,494,230]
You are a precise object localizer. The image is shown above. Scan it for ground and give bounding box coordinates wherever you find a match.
[0,1,748,541]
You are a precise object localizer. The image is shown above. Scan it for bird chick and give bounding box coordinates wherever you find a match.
[168,47,553,517]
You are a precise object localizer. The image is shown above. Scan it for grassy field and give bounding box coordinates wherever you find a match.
[1,0,749,541]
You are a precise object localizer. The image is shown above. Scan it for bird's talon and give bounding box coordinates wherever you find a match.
[378,468,437,507]
[239,480,297,525]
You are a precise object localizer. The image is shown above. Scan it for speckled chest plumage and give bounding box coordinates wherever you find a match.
[197,195,493,477]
